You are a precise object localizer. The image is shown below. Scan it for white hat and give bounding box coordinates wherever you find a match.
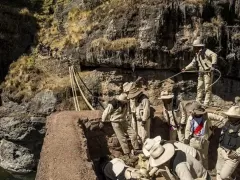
[158,91,174,100]
[124,167,141,179]
[148,143,175,167]
[224,106,240,118]
[116,93,128,102]
[142,136,162,157]
[123,82,134,93]
[104,158,127,179]
[192,37,205,47]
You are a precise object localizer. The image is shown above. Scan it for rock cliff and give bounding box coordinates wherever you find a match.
[1,0,240,175]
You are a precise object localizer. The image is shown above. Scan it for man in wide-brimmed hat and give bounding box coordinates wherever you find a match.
[216,106,240,180]
[101,93,140,156]
[142,136,210,180]
[185,101,225,170]
[182,37,218,106]
[159,91,187,142]
[127,86,151,144]
[123,77,144,132]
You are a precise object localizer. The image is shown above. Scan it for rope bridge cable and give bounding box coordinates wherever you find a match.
[71,67,81,111]
[69,66,80,111]
[73,67,105,109]
[73,69,95,110]
[69,65,95,111]
[72,67,95,110]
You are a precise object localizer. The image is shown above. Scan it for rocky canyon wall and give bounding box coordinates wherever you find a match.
[1,0,240,175]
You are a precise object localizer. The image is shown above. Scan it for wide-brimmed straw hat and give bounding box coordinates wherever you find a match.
[190,101,206,115]
[192,37,205,47]
[123,82,134,93]
[148,143,175,167]
[127,87,143,99]
[116,93,128,102]
[158,91,174,100]
[142,136,162,157]
[223,106,240,118]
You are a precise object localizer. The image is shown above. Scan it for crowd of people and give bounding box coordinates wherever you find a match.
[98,37,240,180]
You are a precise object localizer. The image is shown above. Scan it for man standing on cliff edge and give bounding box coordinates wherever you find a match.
[101,93,140,156]
[182,37,217,106]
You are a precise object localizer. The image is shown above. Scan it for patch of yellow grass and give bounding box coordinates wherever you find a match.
[41,73,71,91]
[90,38,111,50]
[3,54,74,102]
[90,37,138,51]
[2,55,41,101]
[66,10,93,44]
[68,9,91,21]
[92,0,129,22]
[109,38,139,51]
[50,36,71,50]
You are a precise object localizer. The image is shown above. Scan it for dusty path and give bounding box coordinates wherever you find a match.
[36,110,102,180]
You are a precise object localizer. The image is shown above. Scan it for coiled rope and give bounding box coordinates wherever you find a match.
[208,69,222,89]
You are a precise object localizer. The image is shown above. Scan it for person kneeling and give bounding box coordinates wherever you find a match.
[142,137,211,180]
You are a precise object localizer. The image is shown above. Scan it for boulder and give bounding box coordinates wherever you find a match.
[0,116,45,142]
[28,90,57,116]
[0,139,36,173]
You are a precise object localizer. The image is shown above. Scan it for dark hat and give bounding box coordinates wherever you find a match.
[191,101,206,115]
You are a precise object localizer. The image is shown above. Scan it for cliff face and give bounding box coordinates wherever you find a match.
[0,0,39,82]
[1,0,240,174]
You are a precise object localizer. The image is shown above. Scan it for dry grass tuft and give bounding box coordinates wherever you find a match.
[3,54,72,102]
[109,38,139,51]
[66,10,98,44]
[3,55,41,101]
[90,37,138,51]
[90,38,111,51]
